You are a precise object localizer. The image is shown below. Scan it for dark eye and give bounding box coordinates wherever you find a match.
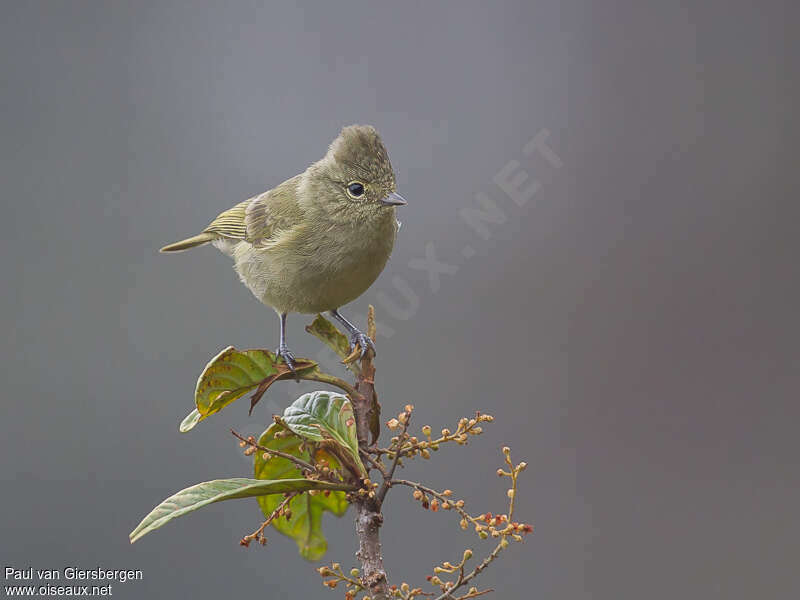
[347,182,365,198]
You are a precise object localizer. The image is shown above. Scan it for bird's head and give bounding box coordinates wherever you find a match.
[303,125,407,218]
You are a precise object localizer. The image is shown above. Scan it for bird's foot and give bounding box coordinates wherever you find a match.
[349,330,376,360]
[275,344,298,378]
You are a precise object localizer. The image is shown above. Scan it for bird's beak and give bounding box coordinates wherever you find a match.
[380,192,407,207]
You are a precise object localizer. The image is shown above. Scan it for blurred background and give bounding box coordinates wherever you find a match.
[1,1,798,598]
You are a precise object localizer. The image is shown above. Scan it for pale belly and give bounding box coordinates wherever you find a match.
[230,218,396,314]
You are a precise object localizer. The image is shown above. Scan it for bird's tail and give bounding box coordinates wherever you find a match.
[159,232,217,253]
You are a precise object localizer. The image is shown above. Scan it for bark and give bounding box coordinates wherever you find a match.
[351,354,389,599]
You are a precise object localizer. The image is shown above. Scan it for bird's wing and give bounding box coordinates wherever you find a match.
[202,175,303,247]
[202,200,249,239]
[243,175,303,247]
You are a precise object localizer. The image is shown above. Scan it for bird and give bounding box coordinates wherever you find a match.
[160,125,406,372]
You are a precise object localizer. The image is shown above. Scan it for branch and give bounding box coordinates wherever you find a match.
[432,543,503,600]
[231,429,316,473]
[349,307,391,600]
[424,447,530,600]
[240,492,297,547]
[301,370,363,402]
[377,408,412,505]
[361,449,388,478]
[390,480,474,526]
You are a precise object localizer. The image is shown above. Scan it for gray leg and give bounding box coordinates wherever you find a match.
[329,309,376,359]
[275,312,297,372]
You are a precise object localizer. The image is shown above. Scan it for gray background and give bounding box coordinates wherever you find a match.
[1,1,798,598]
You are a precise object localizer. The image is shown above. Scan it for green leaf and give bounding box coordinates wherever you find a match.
[129,477,347,544]
[254,423,349,560]
[180,346,316,431]
[305,314,359,375]
[282,391,366,477]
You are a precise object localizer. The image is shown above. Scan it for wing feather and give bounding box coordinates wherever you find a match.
[203,200,249,239]
[200,175,302,247]
[244,175,303,247]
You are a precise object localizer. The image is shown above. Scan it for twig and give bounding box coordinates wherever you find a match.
[302,371,363,401]
[361,449,388,478]
[431,448,527,600]
[377,410,412,505]
[390,480,476,526]
[396,414,492,459]
[240,492,297,547]
[231,429,316,473]
[433,543,503,600]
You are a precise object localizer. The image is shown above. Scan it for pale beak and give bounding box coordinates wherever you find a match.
[380,192,407,207]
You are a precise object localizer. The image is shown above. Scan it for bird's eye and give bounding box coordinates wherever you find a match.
[346,182,365,198]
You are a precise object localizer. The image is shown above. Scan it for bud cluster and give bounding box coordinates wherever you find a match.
[422,547,484,597]
[387,581,425,599]
[239,492,296,548]
[384,412,494,466]
[385,404,415,431]
[316,562,364,598]
[347,477,380,503]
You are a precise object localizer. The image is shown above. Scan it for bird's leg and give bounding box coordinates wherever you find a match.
[329,309,376,359]
[275,312,297,375]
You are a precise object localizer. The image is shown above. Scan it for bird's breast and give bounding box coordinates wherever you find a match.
[235,210,397,314]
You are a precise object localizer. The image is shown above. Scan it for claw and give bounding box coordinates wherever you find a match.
[276,345,299,380]
[350,331,376,360]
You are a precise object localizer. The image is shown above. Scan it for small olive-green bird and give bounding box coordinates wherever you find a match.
[160,125,406,370]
